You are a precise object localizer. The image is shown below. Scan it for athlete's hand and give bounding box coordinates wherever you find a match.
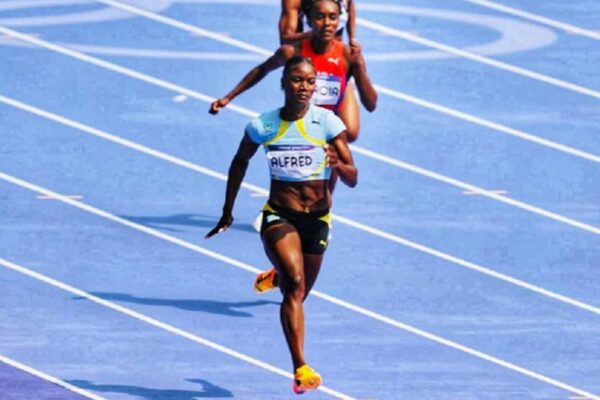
[348,41,365,67]
[209,97,230,115]
[349,38,361,53]
[324,144,340,168]
[205,213,234,238]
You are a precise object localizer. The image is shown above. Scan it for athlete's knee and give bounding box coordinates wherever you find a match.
[346,124,359,143]
[282,273,305,299]
[340,112,360,142]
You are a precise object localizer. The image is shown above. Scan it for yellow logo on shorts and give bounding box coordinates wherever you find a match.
[319,239,327,247]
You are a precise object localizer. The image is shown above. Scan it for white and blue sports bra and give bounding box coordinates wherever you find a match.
[245,105,346,182]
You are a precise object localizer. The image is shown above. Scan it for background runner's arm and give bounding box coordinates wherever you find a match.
[209,46,294,114]
[206,134,259,238]
[279,0,312,44]
[328,132,358,187]
[346,44,377,112]
[347,0,357,46]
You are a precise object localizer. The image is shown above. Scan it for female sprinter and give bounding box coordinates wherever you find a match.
[279,0,356,47]
[209,0,376,143]
[279,0,362,141]
[205,56,357,394]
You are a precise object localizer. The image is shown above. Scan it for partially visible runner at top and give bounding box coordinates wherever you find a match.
[210,0,376,143]
[279,0,363,142]
[279,0,357,47]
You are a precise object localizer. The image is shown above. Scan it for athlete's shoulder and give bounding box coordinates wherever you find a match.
[307,104,336,119]
[307,105,346,138]
[246,108,281,144]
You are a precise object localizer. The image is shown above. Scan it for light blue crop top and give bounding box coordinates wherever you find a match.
[245,105,346,182]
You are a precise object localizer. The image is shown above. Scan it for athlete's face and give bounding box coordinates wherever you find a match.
[283,63,317,106]
[310,1,340,41]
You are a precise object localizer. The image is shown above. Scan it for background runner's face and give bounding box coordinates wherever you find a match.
[310,1,340,41]
[283,63,317,107]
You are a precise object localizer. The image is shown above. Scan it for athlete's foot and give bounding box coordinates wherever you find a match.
[292,364,322,394]
[254,268,278,294]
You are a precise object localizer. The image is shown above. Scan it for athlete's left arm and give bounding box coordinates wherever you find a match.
[327,132,358,187]
[346,0,358,48]
[345,45,378,112]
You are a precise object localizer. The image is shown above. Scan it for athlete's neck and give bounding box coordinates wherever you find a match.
[310,37,333,54]
[280,103,310,121]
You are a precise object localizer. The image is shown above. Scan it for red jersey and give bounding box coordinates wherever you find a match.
[299,39,347,113]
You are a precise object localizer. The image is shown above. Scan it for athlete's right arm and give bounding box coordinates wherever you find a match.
[209,45,295,115]
[279,0,311,44]
[206,133,259,238]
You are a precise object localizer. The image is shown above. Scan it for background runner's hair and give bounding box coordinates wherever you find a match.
[302,0,341,19]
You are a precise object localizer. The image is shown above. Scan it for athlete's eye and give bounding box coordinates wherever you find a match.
[308,79,316,85]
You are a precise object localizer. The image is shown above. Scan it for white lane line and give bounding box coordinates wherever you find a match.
[462,0,600,42]
[351,145,600,235]
[37,194,83,200]
[97,0,600,99]
[0,354,106,400]
[0,197,598,400]
[0,30,598,235]
[2,93,599,316]
[0,26,255,118]
[94,0,272,57]
[172,94,187,102]
[463,189,507,196]
[0,258,355,400]
[89,0,600,164]
[357,17,600,100]
[371,85,600,164]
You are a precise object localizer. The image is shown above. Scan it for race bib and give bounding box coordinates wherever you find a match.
[266,144,326,180]
[312,74,342,106]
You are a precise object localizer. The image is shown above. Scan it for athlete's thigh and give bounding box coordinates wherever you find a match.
[261,223,305,280]
[339,80,360,141]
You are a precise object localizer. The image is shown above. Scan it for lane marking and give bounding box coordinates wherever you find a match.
[0,0,170,28]
[37,194,83,200]
[355,2,557,60]
[0,28,598,235]
[357,16,600,100]
[172,94,188,102]
[0,184,598,399]
[0,354,106,400]
[349,146,600,235]
[94,0,600,99]
[371,86,600,164]
[0,258,356,400]
[92,0,271,56]
[462,0,600,41]
[463,189,507,196]
[2,93,599,316]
